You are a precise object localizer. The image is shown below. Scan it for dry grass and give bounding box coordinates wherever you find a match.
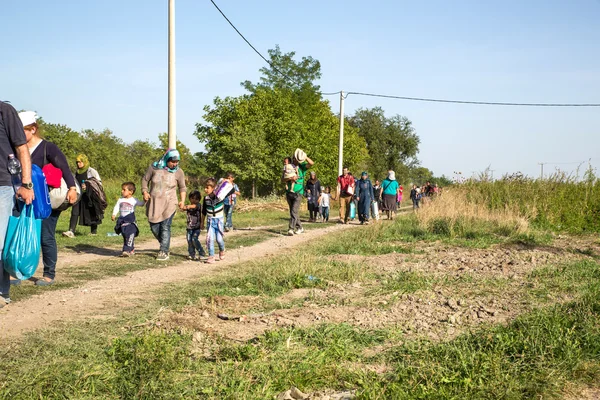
[416,189,529,237]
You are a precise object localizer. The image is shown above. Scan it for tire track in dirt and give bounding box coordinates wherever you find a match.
[0,222,357,339]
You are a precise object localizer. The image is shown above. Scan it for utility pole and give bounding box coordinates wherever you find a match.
[337,91,345,176]
[538,162,545,179]
[490,170,495,181]
[167,0,176,150]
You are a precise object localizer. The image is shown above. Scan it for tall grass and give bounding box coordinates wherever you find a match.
[460,170,600,233]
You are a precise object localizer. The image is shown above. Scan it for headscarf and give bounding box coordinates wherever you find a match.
[76,154,90,174]
[387,170,396,181]
[153,149,180,173]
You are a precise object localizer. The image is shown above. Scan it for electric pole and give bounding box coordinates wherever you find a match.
[538,162,545,179]
[168,0,176,150]
[338,91,345,176]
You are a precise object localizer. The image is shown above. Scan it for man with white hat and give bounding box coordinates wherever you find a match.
[0,101,35,307]
[283,148,314,236]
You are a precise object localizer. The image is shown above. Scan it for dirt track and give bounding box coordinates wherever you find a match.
[0,222,356,339]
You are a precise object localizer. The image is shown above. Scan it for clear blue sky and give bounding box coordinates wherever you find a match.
[3,0,599,179]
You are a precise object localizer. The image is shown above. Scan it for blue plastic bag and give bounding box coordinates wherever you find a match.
[32,164,52,219]
[2,203,41,280]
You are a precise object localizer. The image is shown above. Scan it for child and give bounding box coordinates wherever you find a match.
[319,186,331,222]
[111,182,145,257]
[201,178,234,264]
[181,190,207,261]
[282,158,297,181]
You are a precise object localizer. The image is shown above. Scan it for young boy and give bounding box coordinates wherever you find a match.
[112,182,145,257]
[201,178,233,264]
[181,190,207,261]
[319,186,331,223]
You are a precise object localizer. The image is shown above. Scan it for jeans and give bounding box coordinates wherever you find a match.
[149,212,175,253]
[224,203,235,229]
[0,187,14,298]
[41,209,62,280]
[320,206,330,221]
[339,195,352,223]
[286,191,302,231]
[205,217,224,257]
[187,228,206,257]
[412,199,420,209]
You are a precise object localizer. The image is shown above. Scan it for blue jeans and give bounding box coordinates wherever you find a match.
[41,209,62,280]
[205,217,225,256]
[187,228,206,257]
[224,203,235,229]
[149,213,175,253]
[0,187,15,298]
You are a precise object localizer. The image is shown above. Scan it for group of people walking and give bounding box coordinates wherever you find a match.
[0,103,239,307]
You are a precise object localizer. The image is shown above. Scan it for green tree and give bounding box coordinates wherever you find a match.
[196,88,366,196]
[242,45,322,94]
[348,107,420,182]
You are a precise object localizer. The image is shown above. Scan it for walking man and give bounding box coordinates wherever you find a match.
[283,149,313,236]
[336,167,355,224]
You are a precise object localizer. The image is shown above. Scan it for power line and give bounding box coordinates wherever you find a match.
[210,0,599,107]
[343,91,600,107]
[211,0,335,94]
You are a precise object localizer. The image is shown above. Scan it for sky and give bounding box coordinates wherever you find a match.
[2,0,599,179]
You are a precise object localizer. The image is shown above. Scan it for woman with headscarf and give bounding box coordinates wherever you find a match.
[141,149,186,261]
[356,171,375,225]
[379,170,400,220]
[63,154,104,237]
[304,171,321,222]
[16,111,78,287]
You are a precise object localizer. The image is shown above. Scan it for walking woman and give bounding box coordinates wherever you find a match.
[305,171,322,222]
[379,170,400,220]
[18,111,78,287]
[356,171,375,224]
[63,154,104,237]
[142,149,186,261]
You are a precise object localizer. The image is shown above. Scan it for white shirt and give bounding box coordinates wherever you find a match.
[319,193,330,207]
[112,197,145,218]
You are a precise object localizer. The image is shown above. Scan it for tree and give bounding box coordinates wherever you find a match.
[348,107,420,182]
[242,45,322,94]
[196,87,366,196]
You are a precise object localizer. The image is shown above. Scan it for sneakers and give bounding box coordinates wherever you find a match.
[121,251,134,257]
[156,251,170,261]
[62,230,75,238]
[205,256,216,264]
[224,227,230,233]
[287,229,295,236]
[295,228,305,235]
[219,251,225,261]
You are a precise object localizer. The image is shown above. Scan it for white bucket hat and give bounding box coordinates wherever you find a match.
[388,170,396,181]
[18,111,37,127]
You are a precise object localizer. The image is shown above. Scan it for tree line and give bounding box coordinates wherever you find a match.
[36,46,450,196]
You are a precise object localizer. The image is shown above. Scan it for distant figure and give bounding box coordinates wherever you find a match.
[142,149,186,261]
[63,154,104,237]
[397,185,404,207]
[319,186,331,223]
[223,172,240,232]
[305,171,322,222]
[410,184,421,210]
[282,149,313,236]
[182,190,207,261]
[336,167,355,224]
[380,170,400,220]
[111,182,145,257]
[356,171,375,225]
